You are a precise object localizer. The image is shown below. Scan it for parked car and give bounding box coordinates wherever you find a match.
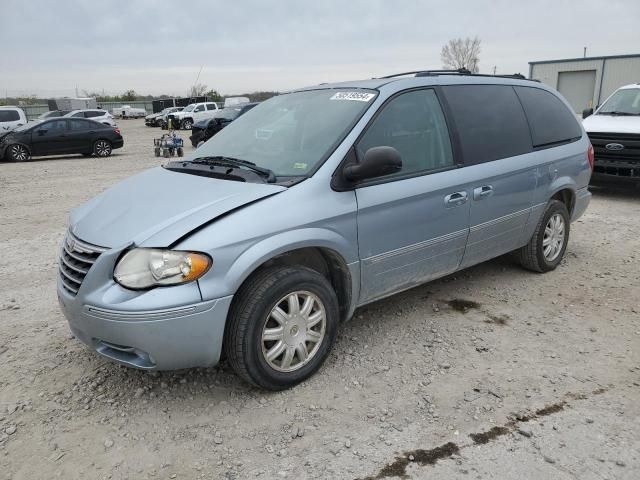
[0,118,123,161]
[38,110,71,120]
[168,102,219,130]
[146,107,182,127]
[0,106,27,134]
[64,109,116,127]
[582,83,640,183]
[157,107,184,129]
[189,103,258,147]
[113,105,147,119]
[57,71,591,390]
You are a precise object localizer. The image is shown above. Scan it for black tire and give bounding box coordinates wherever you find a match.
[93,140,112,157]
[177,147,184,157]
[154,147,161,157]
[515,199,570,273]
[181,119,193,130]
[224,266,339,390]
[6,144,30,162]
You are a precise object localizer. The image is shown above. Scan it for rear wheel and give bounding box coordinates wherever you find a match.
[515,199,570,272]
[93,140,112,157]
[7,144,30,162]
[224,266,339,390]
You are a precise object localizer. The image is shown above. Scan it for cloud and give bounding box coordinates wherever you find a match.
[1,0,638,96]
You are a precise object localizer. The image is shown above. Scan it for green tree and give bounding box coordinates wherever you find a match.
[122,89,138,101]
[204,89,223,102]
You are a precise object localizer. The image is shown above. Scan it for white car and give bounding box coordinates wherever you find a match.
[168,102,220,130]
[582,84,640,183]
[0,106,27,134]
[65,109,117,127]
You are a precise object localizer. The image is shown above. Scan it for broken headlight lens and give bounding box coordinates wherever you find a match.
[114,249,212,289]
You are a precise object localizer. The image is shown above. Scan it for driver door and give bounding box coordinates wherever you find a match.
[354,89,472,304]
[30,119,69,155]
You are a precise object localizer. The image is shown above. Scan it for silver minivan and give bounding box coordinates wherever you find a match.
[57,71,592,389]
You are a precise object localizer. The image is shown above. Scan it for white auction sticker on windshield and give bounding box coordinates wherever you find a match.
[330,92,376,102]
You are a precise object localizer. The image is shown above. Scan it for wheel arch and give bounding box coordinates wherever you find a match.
[549,185,576,216]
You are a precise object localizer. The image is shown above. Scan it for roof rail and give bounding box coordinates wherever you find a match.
[380,68,537,82]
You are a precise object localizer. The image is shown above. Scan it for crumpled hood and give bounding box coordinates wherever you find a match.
[70,167,285,248]
[583,114,640,134]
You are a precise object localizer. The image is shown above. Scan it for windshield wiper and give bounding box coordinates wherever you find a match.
[189,156,277,183]
[599,111,639,116]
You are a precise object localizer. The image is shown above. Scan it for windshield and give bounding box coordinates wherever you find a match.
[183,105,195,112]
[213,107,242,120]
[189,89,377,176]
[598,88,640,115]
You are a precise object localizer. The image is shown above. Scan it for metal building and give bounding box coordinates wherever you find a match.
[529,53,640,113]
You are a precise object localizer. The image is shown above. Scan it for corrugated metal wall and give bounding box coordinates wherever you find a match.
[530,55,640,112]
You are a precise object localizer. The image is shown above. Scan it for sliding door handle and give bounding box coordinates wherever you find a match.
[444,191,468,207]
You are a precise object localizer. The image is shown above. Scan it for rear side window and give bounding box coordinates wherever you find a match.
[85,111,103,118]
[442,85,532,164]
[0,110,20,122]
[357,89,454,179]
[69,119,89,131]
[206,104,217,111]
[71,112,84,118]
[514,86,582,147]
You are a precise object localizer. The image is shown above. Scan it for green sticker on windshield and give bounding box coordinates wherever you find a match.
[293,162,308,169]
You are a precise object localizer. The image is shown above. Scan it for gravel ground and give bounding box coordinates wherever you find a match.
[0,120,639,480]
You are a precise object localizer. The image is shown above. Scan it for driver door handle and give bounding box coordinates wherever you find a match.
[444,191,468,207]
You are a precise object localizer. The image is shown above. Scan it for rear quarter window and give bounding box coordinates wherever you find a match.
[442,84,532,165]
[0,110,20,122]
[514,86,582,147]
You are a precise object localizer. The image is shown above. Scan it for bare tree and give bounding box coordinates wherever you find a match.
[189,83,208,97]
[441,37,481,73]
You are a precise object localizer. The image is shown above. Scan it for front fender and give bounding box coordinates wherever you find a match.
[196,227,358,301]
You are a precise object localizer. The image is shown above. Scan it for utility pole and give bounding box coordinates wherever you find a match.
[493,65,497,75]
[583,47,587,58]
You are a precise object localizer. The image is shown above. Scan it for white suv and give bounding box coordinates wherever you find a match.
[0,107,27,134]
[169,102,220,130]
[64,109,116,127]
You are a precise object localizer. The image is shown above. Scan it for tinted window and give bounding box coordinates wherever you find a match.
[194,105,205,112]
[515,87,582,147]
[357,89,454,178]
[206,104,217,111]
[443,85,531,164]
[71,112,84,117]
[85,111,103,118]
[39,120,67,134]
[69,119,89,131]
[0,110,20,122]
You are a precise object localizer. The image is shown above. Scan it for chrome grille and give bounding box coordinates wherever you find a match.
[59,232,107,295]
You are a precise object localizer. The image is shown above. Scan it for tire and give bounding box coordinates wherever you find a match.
[515,199,570,273]
[6,144,30,162]
[181,119,193,130]
[154,147,160,157]
[163,149,170,158]
[93,140,112,157]
[224,266,339,390]
[177,147,184,157]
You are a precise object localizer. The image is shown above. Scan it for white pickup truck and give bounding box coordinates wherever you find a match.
[168,102,220,130]
[0,107,27,134]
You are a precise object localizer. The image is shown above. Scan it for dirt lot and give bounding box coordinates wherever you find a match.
[0,120,639,479]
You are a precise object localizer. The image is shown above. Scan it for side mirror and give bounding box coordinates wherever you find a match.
[344,146,402,182]
[582,108,594,119]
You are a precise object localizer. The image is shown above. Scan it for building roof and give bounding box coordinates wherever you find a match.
[529,53,640,65]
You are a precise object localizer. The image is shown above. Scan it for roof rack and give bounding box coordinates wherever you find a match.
[380,68,536,81]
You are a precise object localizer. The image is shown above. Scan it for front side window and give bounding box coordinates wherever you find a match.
[38,120,67,134]
[356,89,454,178]
[442,84,532,164]
[206,104,217,111]
[0,110,20,122]
[190,89,377,176]
[71,112,84,118]
[183,105,195,112]
[194,105,205,112]
[598,88,640,115]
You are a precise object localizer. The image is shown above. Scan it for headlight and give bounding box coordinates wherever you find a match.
[114,249,212,289]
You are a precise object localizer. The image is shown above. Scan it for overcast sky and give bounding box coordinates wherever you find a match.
[1,0,639,98]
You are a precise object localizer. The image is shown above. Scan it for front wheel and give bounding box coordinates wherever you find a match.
[224,266,339,390]
[181,119,193,130]
[7,144,30,162]
[93,140,112,157]
[515,199,570,272]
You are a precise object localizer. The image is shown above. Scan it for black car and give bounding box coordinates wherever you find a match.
[189,103,258,147]
[0,118,123,162]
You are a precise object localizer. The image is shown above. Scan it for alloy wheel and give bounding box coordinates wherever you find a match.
[94,141,111,157]
[261,291,326,373]
[543,213,565,261]
[9,145,29,161]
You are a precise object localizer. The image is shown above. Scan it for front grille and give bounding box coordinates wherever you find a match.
[59,232,107,295]
[588,132,640,178]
